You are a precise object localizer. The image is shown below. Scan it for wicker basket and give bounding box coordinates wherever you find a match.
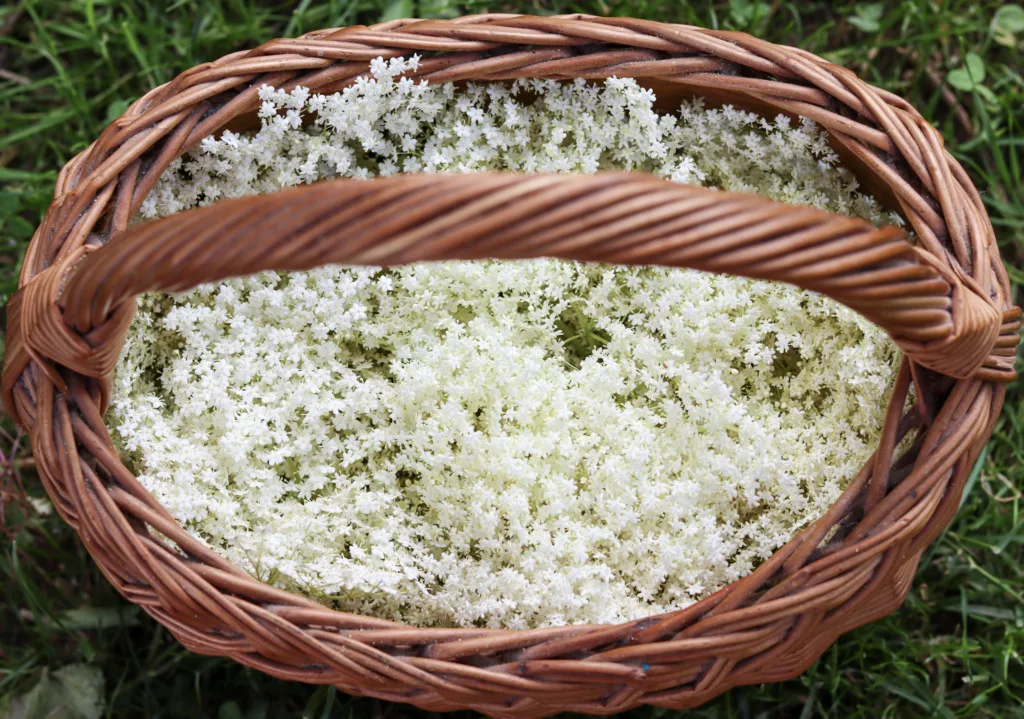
[2,14,1021,717]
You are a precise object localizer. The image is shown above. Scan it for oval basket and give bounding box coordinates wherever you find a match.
[2,14,1021,717]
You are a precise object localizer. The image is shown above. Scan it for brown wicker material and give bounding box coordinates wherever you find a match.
[2,14,1021,717]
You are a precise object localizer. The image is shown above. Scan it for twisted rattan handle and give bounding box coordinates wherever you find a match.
[5,172,1015,422]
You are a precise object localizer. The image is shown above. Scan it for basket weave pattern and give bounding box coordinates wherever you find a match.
[2,15,1021,717]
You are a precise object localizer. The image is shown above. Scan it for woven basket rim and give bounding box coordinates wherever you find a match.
[2,14,1021,717]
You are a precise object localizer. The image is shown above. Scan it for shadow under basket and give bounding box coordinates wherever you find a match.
[2,14,1021,718]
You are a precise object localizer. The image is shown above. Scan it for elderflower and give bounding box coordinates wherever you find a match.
[114,59,902,629]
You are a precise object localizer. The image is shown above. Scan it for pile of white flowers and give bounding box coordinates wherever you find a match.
[113,57,902,629]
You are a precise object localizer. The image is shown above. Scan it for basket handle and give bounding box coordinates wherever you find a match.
[5,172,1016,415]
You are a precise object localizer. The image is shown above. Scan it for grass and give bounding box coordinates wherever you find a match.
[1,0,1022,717]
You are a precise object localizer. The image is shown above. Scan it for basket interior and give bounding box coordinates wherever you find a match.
[212,76,906,219]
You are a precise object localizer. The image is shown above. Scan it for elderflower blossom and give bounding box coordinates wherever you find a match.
[113,57,902,629]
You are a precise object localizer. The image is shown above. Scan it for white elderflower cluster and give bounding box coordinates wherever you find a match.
[114,58,902,629]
